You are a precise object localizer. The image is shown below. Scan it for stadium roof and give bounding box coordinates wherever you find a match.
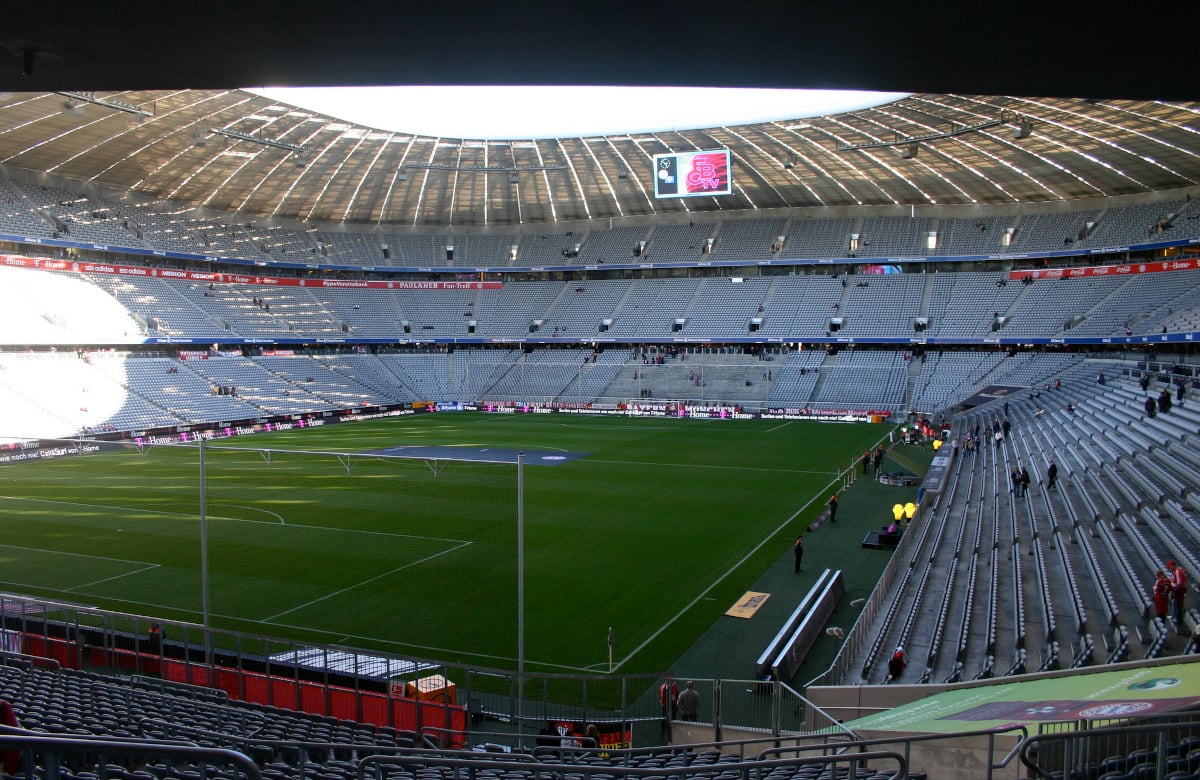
[0,2,1196,227]
[3,91,1198,226]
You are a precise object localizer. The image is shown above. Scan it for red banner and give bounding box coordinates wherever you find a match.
[1010,258,1198,281]
[0,254,501,290]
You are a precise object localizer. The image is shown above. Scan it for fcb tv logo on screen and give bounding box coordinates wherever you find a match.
[653,150,732,198]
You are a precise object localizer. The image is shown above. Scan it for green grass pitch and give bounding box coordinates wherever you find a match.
[0,413,887,675]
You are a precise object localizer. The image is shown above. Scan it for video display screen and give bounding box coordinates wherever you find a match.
[652,149,732,198]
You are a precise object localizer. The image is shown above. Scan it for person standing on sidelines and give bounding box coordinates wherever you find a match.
[659,677,679,720]
[793,536,805,572]
[677,681,700,721]
[827,495,838,523]
[1167,560,1189,626]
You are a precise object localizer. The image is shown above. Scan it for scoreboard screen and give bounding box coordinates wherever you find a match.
[652,149,732,198]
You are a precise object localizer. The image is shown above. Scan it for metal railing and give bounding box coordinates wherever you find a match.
[1018,711,1200,779]
[359,749,908,780]
[0,733,260,780]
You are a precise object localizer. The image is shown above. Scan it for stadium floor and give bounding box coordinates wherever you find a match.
[668,443,936,688]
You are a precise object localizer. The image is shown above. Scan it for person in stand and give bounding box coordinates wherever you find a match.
[1153,569,1172,623]
[828,495,839,524]
[1020,465,1030,497]
[1167,560,1189,625]
[1159,387,1173,414]
[659,677,679,722]
[887,646,906,679]
[1046,459,1058,490]
[1145,396,1157,418]
[536,721,558,749]
[0,699,21,775]
[584,723,602,750]
[147,621,164,651]
[793,536,805,572]
[1011,465,1023,496]
[677,681,700,722]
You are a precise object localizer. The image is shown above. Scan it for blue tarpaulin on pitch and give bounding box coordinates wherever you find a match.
[368,445,587,466]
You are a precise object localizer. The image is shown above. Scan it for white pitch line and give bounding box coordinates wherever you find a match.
[610,428,898,671]
[67,564,161,592]
[230,504,286,524]
[261,540,473,623]
[0,495,470,544]
[36,582,599,673]
[766,421,794,433]
[587,458,836,476]
[609,473,844,673]
[0,543,155,566]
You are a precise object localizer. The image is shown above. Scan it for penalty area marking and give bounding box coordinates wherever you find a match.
[230,504,286,524]
[261,540,473,623]
[0,543,160,592]
[0,494,470,544]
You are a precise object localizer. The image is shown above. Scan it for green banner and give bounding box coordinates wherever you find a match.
[844,662,1200,733]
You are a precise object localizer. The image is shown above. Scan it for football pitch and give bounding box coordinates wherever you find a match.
[0,413,888,675]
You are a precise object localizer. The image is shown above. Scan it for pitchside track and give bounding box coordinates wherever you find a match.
[0,413,887,674]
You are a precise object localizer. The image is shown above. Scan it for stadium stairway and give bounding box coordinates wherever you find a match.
[837,372,1200,686]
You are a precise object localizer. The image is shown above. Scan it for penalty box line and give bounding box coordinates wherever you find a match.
[0,543,161,592]
[261,540,473,623]
[0,494,471,545]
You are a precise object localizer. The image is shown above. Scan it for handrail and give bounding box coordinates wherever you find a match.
[0,733,260,780]
[0,650,61,671]
[359,749,907,780]
[138,717,421,756]
[758,724,1027,779]
[1016,712,1200,779]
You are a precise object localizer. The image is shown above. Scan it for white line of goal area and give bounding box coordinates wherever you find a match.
[0,543,162,593]
[0,494,471,544]
[260,540,471,623]
[0,494,479,626]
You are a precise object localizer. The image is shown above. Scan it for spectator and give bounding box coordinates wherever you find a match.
[677,681,700,721]
[658,678,679,721]
[1153,570,1172,623]
[887,646,906,679]
[0,699,20,774]
[1168,560,1189,625]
